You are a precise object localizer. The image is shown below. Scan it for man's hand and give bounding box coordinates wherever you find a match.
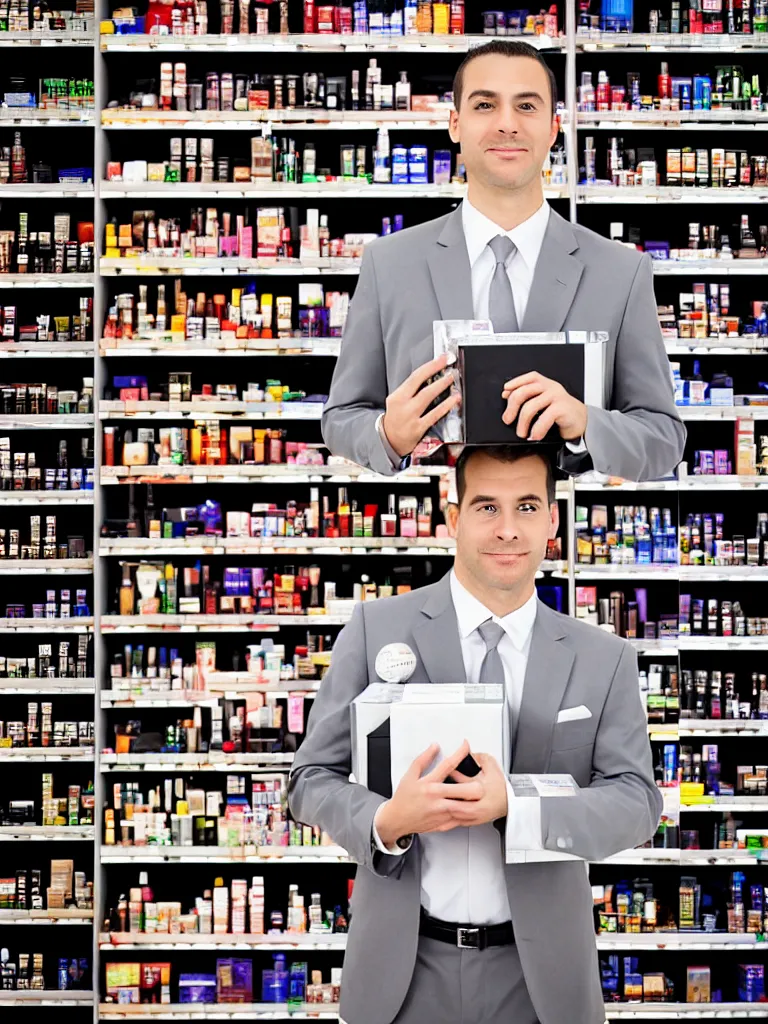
[382,354,461,459]
[445,751,508,827]
[374,740,483,848]
[501,371,588,442]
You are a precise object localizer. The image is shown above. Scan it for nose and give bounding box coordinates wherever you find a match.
[494,512,519,543]
[495,100,520,136]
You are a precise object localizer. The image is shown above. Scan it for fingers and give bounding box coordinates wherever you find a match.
[502,370,545,395]
[423,391,461,429]
[527,404,559,442]
[431,781,484,801]
[471,752,499,773]
[413,370,455,414]
[426,739,470,782]
[404,353,448,393]
[409,743,440,778]
[501,382,545,426]
[515,391,552,438]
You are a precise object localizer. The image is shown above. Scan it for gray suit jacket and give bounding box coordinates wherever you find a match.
[288,573,662,1024]
[322,204,685,481]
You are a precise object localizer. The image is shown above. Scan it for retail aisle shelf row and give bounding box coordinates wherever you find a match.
[0,559,93,575]
[0,679,95,695]
[0,618,93,633]
[99,400,322,421]
[0,990,93,1004]
[0,414,94,429]
[0,30,93,46]
[100,339,342,356]
[100,845,348,863]
[0,825,94,841]
[0,909,93,923]
[0,749,94,761]
[0,274,93,288]
[99,752,294,771]
[0,491,94,505]
[580,186,768,204]
[98,1005,340,1020]
[99,31,561,53]
[0,342,94,358]
[99,932,347,950]
[576,30,768,50]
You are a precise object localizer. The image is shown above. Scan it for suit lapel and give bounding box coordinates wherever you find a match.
[512,601,575,773]
[426,205,475,323]
[411,573,467,685]
[523,209,584,332]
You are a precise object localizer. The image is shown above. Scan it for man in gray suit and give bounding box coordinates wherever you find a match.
[289,444,662,1024]
[322,40,685,482]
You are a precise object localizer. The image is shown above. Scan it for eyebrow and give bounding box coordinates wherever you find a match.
[466,89,546,106]
[468,493,543,507]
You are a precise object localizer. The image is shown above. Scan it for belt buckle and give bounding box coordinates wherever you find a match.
[457,927,482,950]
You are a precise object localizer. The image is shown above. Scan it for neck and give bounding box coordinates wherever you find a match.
[466,177,544,232]
[453,560,536,619]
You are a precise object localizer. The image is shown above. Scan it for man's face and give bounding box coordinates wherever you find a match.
[449,452,558,594]
[449,54,559,194]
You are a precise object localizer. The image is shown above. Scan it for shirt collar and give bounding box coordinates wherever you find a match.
[461,197,550,275]
[449,570,538,653]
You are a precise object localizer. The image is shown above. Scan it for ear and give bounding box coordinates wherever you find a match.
[449,108,460,145]
[445,502,459,538]
[548,500,559,540]
[549,115,560,149]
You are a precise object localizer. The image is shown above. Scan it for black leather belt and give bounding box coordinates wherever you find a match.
[419,910,515,950]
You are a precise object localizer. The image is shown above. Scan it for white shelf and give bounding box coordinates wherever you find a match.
[99,400,322,421]
[0,559,93,575]
[599,848,767,865]
[597,933,768,951]
[0,679,95,695]
[0,748,93,761]
[678,405,768,420]
[0,273,93,288]
[0,30,93,47]
[680,797,768,812]
[0,342,93,358]
[0,109,93,125]
[100,339,341,356]
[580,186,768,204]
[0,618,93,633]
[99,1005,341,1020]
[0,414,93,429]
[574,477,768,491]
[573,564,678,579]
[99,932,346,950]
[100,31,562,53]
[102,108,453,130]
[577,109,768,125]
[678,566,768,580]
[101,254,362,275]
[576,30,768,51]
[99,752,294,771]
[665,337,768,353]
[0,990,93,1005]
[0,909,92,923]
[629,640,680,656]
[605,1005,768,1019]
[100,463,463,483]
[0,491,93,505]
[680,720,768,735]
[101,690,219,707]
[678,637,768,651]
[100,845,349,863]
[101,182,473,201]
[0,825,94,841]
[0,183,92,197]
[654,261,768,275]
[100,536,456,555]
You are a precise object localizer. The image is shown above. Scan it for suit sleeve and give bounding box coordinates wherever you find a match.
[560,253,686,482]
[538,643,663,863]
[288,604,409,878]
[321,244,401,476]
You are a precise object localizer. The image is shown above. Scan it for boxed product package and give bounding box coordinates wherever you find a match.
[430,320,607,444]
[106,962,141,1003]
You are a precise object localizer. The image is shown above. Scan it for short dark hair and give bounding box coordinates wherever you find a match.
[455,445,557,506]
[452,40,558,118]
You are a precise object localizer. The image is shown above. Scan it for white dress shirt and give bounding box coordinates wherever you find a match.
[373,572,543,925]
[462,195,550,329]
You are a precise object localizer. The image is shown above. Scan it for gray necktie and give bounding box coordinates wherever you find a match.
[477,619,512,766]
[488,234,519,334]
[477,619,506,684]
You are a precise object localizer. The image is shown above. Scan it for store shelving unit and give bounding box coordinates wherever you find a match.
[0,3,763,1019]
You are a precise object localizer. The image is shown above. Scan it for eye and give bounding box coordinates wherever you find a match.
[518,503,538,513]
[480,504,497,514]
[474,101,493,110]
[519,102,536,111]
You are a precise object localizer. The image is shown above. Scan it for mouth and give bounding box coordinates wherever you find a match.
[482,552,529,563]
[486,147,528,158]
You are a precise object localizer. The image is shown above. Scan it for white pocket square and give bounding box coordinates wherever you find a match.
[556,705,592,724]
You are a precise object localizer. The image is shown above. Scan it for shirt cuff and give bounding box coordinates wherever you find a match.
[565,436,588,455]
[504,781,543,860]
[372,803,411,856]
[375,413,411,472]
